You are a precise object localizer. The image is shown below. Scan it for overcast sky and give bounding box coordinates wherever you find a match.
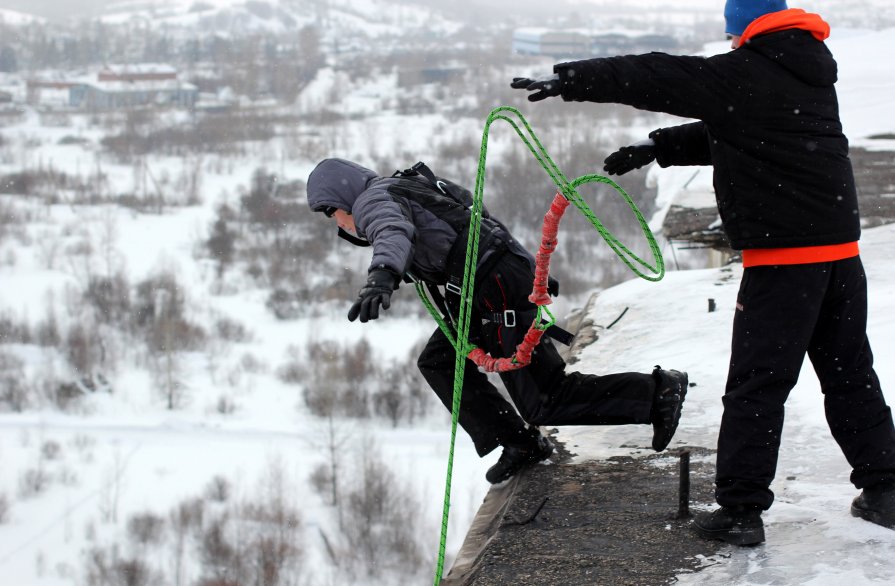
[0,0,113,20]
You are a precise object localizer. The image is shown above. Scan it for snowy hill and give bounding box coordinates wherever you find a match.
[0,7,894,586]
[0,0,460,39]
[0,8,43,25]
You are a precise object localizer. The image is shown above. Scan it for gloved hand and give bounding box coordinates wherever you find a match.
[548,276,560,297]
[603,142,657,176]
[348,267,399,323]
[510,74,561,102]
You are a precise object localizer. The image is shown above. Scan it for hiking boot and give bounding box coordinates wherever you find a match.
[693,505,765,546]
[651,367,688,451]
[485,435,554,484]
[851,482,895,529]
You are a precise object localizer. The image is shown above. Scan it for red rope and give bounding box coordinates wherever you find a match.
[467,193,570,373]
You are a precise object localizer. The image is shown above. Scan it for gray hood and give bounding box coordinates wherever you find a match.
[306,158,379,213]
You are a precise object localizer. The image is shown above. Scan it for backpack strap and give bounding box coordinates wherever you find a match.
[394,161,449,195]
[337,227,371,247]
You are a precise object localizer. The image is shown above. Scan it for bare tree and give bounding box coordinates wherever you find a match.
[308,414,351,516]
[0,351,29,411]
[373,361,406,428]
[337,439,428,581]
[206,204,237,282]
[168,498,205,586]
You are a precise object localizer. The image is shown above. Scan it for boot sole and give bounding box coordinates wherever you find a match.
[693,522,765,546]
[851,503,895,529]
[652,374,688,452]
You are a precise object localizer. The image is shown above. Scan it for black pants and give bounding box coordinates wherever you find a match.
[417,253,655,457]
[717,256,895,509]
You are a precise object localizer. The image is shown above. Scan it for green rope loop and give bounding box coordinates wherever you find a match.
[431,107,664,585]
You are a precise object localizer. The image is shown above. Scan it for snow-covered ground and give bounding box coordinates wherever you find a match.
[0,8,893,586]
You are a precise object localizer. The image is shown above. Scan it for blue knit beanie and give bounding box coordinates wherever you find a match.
[724,0,788,36]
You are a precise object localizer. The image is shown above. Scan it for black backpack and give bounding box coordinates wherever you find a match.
[391,162,478,223]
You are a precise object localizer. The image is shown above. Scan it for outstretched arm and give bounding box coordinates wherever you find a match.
[512,52,744,125]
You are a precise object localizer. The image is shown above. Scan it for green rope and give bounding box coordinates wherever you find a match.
[431,106,663,585]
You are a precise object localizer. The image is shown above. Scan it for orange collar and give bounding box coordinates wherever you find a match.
[739,8,830,47]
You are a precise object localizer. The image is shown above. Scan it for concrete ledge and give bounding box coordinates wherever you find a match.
[443,444,725,585]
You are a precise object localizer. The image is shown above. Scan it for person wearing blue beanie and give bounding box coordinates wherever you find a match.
[725,0,788,36]
[513,0,895,548]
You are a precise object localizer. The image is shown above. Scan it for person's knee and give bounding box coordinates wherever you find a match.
[512,393,549,425]
[416,346,442,373]
[416,352,429,372]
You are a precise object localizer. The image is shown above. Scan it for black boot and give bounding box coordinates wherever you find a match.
[651,367,688,451]
[851,482,895,529]
[485,435,554,484]
[693,505,765,546]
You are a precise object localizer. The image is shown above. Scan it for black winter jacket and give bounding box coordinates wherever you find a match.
[554,29,860,250]
[307,158,532,283]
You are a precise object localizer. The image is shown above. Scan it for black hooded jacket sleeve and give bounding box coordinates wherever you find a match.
[555,52,746,123]
[648,122,712,168]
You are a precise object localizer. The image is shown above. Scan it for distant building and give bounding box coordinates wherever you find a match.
[512,28,678,59]
[26,64,197,111]
[69,79,198,110]
[397,66,465,88]
[97,63,178,83]
[512,29,591,59]
[26,79,80,105]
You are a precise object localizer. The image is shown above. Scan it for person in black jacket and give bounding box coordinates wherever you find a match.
[306,157,688,484]
[512,0,895,543]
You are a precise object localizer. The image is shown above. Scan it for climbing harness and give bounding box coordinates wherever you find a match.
[430,106,663,585]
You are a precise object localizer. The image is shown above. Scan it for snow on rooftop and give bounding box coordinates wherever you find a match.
[100,63,178,75]
[0,8,43,25]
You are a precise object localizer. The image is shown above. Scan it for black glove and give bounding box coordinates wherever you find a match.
[603,143,657,176]
[347,268,399,323]
[510,74,561,102]
[548,276,560,297]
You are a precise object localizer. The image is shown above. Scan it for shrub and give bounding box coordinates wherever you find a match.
[265,288,305,320]
[40,440,62,461]
[18,467,49,498]
[65,323,103,378]
[338,446,427,579]
[0,351,29,411]
[84,548,154,586]
[0,311,31,344]
[127,512,165,546]
[213,317,250,343]
[84,274,131,325]
[55,382,86,411]
[276,345,305,385]
[0,492,9,523]
[204,476,231,503]
[133,272,206,352]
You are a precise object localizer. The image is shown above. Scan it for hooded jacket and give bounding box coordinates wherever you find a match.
[554,10,859,251]
[307,158,531,283]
